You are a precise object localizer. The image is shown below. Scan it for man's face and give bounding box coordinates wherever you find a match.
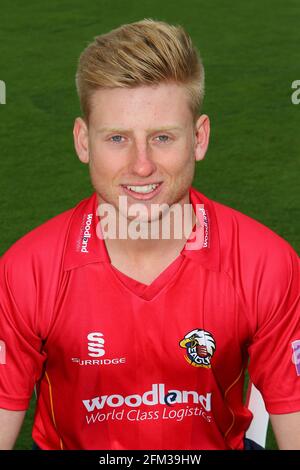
[74,82,209,221]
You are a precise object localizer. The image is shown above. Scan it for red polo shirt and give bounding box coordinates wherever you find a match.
[0,188,299,449]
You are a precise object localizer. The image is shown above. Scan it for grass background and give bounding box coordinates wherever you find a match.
[0,0,299,450]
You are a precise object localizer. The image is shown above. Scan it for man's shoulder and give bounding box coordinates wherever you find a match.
[209,197,298,278]
[191,188,298,277]
[211,198,294,251]
[192,188,295,254]
[0,195,93,268]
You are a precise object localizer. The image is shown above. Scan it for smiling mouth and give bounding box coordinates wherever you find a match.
[123,183,160,194]
[120,182,163,198]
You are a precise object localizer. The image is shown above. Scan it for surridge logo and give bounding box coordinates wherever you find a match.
[87,332,105,357]
[180,329,216,368]
[71,332,126,367]
[81,213,93,253]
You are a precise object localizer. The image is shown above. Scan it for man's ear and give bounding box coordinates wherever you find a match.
[73,117,89,164]
[194,114,210,162]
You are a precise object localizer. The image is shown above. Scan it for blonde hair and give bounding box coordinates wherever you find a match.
[76,19,205,122]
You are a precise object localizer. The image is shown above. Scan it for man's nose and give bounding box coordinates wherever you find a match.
[130,142,157,177]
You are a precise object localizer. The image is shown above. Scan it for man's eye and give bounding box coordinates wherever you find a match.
[155,135,170,143]
[110,135,124,143]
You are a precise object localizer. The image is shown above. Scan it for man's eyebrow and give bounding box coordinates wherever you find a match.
[148,126,184,133]
[96,126,184,134]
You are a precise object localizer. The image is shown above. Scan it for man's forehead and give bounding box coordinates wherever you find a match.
[87,83,194,129]
[89,83,190,109]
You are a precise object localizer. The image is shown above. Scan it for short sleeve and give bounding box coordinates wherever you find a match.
[0,253,46,410]
[247,245,300,414]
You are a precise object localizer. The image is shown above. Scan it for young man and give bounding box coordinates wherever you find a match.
[0,19,299,450]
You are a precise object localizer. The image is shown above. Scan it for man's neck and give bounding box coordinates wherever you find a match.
[98,192,196,263]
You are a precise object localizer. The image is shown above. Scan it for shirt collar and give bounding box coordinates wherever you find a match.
[64,188,220,272]
[64,193,109,270]
[180,187,220,271]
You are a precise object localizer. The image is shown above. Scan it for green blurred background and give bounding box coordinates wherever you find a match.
[0,0,299,450]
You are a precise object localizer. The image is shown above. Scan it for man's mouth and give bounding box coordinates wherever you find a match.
[120,182,163,199]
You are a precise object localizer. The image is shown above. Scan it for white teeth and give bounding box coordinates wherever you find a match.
[125,184,159,194]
